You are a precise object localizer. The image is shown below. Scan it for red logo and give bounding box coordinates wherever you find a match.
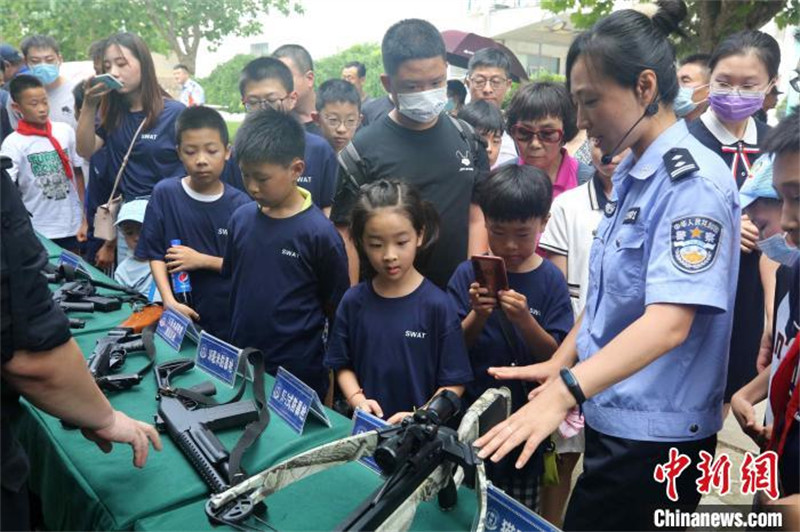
[177,272,189,283]
[654,447,692,502]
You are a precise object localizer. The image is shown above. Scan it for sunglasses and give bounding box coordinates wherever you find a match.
[510,124,564,144]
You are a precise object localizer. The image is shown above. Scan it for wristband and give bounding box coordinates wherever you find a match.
[559,367,586,405]
[347,388,365,402]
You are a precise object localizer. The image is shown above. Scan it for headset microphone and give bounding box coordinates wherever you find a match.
[600,100,659,165]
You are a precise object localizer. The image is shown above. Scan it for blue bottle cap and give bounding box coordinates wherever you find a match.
[170,239,182,246]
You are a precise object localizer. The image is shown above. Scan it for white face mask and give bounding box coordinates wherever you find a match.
[396,86,447,123]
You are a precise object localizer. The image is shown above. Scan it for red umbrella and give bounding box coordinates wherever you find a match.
[441,30,528,82]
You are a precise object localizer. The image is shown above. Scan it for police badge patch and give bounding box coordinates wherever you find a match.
[670,216,722,273]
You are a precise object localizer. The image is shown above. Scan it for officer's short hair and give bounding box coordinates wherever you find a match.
[477,164,553,222]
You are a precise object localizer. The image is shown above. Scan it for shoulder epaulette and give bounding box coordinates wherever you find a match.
[664,147,700,182]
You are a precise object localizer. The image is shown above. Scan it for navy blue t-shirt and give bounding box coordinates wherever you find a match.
[325,279,473,419]
[136,177,251,340]
[97,99,186,201]
[221,131,338,209]
[447,258,573,411]
[223,199,349,398]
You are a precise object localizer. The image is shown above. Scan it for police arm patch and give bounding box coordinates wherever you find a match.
[670,216,722,273]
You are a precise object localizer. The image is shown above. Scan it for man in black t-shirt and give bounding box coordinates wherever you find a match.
[1,157,161,531]
[330,19,489,289]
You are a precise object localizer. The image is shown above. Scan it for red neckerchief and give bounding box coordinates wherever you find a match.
[16,119,74,181]
[721,142,760,179]
[768,332,800,457]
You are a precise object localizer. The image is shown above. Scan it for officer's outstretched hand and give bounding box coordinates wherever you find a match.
[475,374,574,469]
[81,410,163,468]
[488,359,559,399]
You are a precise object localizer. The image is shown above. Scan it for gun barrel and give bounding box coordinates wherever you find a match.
[60,301,95,313]
[176,430,229,493]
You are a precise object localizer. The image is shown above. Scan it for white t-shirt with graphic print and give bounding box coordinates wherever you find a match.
[1,121,83,238]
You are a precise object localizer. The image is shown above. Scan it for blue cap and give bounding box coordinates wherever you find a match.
[115,199,148,226]
[0,44,23,64]
[740,155,779,210]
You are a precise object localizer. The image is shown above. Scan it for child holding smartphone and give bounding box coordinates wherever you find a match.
[325,179,473,424]
[447,163,573,509]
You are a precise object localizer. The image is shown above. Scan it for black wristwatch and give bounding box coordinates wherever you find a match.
[559,367,586,406]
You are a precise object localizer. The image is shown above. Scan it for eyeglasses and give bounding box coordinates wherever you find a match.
[709,80,772,97]
[510,124,564,144]
[243,96,287,112]
[322,116,359,130]
[468,76,508,90]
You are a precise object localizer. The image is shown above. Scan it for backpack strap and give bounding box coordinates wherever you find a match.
[447,114,488,166]
[337,142,368,193]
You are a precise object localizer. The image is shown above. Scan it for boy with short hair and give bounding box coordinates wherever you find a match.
[224,109,349,398]
[1,74,86,252]
[221,57,339,217]
[447,163,573,510]
[136,106,250,340]
[314,79,362,153]
[458,100,504,168]
[114,198,159,301]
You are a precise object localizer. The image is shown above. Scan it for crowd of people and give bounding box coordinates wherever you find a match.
[1,0,799,529]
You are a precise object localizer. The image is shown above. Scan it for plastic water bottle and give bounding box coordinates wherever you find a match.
[170,239,193,307]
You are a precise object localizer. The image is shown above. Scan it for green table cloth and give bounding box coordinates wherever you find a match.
[13,237,478,531]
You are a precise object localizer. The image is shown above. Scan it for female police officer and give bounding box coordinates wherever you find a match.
[475,1,740,529]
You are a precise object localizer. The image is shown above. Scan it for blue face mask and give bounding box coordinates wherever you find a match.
[673,84,707,118]
[757,233,800,266]
[30,63,60,86]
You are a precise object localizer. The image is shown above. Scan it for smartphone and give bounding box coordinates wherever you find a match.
[471,255,509,294]
[92,74,124,91]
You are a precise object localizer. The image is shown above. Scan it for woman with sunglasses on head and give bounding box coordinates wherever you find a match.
[506,81,593,200]
[76,33,186,270]
[688,31,782,420]
[474,1,741,529]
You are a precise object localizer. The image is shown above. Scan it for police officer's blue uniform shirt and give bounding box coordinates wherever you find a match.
[576,119,740,442]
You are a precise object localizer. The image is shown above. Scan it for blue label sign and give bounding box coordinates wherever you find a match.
[485,484,559,532]
[351,409,388,475]
[269,367,331,435]
[156,308,191,351]
[195,331,242,388]
[58,250,91,275]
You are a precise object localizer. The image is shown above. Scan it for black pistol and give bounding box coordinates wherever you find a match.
[88,327,148,391]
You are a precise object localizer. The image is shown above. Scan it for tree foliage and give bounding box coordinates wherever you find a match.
[0,0,301,73]
[314,43,385,99]
[540,0,796,54]
[200,53,255,112]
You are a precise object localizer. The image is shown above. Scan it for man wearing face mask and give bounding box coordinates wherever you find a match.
[6,35,79,131]
[330,19,490,289]
[675,53,710,122]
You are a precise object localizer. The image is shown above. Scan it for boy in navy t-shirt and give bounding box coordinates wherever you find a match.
[221,57,339,216]
[137,106,250,340]
[223,109,349,399]
[447,164,573,509]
